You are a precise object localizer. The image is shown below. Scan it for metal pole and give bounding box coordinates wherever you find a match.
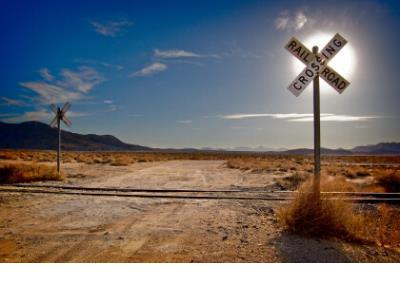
[312,46,321,193]
[57,108,61,175]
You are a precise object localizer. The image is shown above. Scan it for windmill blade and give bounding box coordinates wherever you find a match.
[61,102,71,115]
[50,104,58,114]
[50,116,58,128]
[62,116,72,127]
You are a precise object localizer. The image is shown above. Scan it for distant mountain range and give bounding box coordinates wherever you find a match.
[201,146,288,152]
[0,121,151,151]
[0,121,399,155]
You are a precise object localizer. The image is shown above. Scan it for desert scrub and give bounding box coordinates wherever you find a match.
[110,156,132,166]
[278,178,373,242]
[0,162,63,183]
[376,171,400,193]
[278,176,400,247]
[275,172,310,191]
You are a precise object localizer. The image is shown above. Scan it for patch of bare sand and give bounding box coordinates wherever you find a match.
[1,193,399,262]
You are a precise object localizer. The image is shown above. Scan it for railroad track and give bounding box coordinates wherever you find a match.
[0,184,399,203]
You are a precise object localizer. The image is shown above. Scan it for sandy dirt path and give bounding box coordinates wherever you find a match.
[43,160,283,190]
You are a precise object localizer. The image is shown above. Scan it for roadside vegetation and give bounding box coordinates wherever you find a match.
[278,175,400,248]
[0,162,63,184]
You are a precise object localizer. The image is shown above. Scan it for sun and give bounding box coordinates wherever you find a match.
[292,32,356,94]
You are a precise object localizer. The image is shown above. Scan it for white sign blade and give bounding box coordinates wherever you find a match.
[319,66,350,94]
[319,33,347,64]
[62,116,72,127]
[50,104,57,114]
[50,116,57,128]
[285,37,314,65]
[287,61,323,96]
[61,102,71,114]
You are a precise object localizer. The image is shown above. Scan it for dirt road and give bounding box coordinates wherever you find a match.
[1,160,399,262]
[52,160,283,190]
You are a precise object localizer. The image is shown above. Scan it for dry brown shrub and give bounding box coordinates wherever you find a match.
[110,155,132,166]
[276,172,310,190]
[226,155,309,173]
[0,152,19,160]
[0,162,63,184]
[278,176,400,247]
[277,178,369,241]
[376,204,400,247]
[375,171,400,193]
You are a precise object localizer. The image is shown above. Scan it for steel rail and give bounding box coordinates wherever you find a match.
[7,184,400,198]
[0,186,399,203]
[7,184,274,193]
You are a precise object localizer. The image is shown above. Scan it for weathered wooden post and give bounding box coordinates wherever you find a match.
[312,46,321,193]
[57,107,61,174]
[50,102,72,176]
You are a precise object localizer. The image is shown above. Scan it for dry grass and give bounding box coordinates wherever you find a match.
[278,178,367,241]
[0,162,63,184]
[375,171,400,193]
[276,172,311,190]
[226,155,312,172]
[278,176,400,247]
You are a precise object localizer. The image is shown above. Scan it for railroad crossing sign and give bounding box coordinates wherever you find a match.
[285,33,350,96]
[284,33,351,191]
[49,102,72,174]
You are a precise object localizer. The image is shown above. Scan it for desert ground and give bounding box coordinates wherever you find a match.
[0,150,399,262]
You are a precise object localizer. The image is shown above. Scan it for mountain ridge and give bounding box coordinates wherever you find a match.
[0,121,399,155]
[0,121,151,151]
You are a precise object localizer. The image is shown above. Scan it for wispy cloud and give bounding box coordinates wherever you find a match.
[74,59,123,71]
[289,115,379,122]
[2,109,88,124]
[220,113,321,120]
[1,97,29,106]
[0,113,18,118]
[131,62,168,77]
[275,10,308,31]
[1,109,51,123]
[89,20,133,37]
[20,82,83,104]
[103,100,113,104]
[20,66,104,104]
[39,68,54,81]
[154,49,200,59]
[154,49,219,59]
[59,66,104,93]
[220,113,379,122]
[177,120,192,124]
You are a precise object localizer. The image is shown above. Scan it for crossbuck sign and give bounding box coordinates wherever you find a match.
[285,33,350,96]
[50,102,72,174]
[284,33,351,188]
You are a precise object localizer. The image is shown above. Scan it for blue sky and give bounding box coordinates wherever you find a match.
[1,0,399,149]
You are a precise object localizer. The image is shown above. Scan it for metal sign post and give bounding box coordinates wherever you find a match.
[50,102,72,175]
[285,33,351,192]
[312,46,321,193]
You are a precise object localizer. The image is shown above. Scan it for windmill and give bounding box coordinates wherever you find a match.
[50,102,72,174]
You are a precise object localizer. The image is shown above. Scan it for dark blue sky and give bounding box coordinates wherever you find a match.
[1,0,399,148]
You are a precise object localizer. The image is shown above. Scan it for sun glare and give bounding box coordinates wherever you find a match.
[292,32,356,94]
